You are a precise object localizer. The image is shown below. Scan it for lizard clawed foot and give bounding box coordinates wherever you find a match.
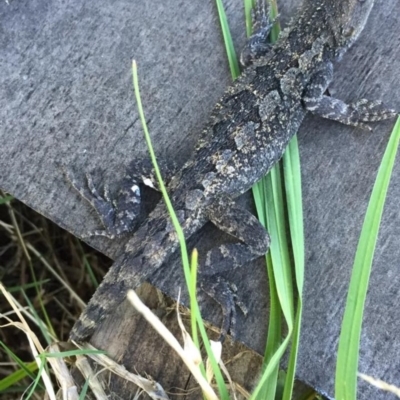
[240,0,279,67]
[251,0,278,33]
[305,92,398,129]
[200,276,248,342]
[59,163,142,239]
[347,99,398,130]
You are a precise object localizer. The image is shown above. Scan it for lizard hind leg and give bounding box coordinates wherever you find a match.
[305,96,398,130]
[240,0,279,67]
[62,166,142,239]
[302,62,397,128]
[200,194,270,340]
[200,276,249,341]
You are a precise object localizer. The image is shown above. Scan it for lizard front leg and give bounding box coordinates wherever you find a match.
[240,0,278,67]
[303,62,397,128]
[62,158,175,239]
[199,194,270,340]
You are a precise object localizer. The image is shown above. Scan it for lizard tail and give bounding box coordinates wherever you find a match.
[69,251,144,342]
[70,211,176,342]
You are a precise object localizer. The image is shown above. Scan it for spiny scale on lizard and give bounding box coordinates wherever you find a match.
[65,0,397,342]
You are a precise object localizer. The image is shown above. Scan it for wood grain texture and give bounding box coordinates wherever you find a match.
[1,0,399,398]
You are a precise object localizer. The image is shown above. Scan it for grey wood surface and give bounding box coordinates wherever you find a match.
[79,282,266,399]
[1,0,400,398]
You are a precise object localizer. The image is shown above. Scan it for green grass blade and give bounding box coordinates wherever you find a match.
[78,378,90,400]
[6,280,50,293]
[218,1,305,399]
[40,349,106,359]
[131,62,190,279]
[76,239,99,287]
[215,2,290,395]
[262,254,282,400]
[268,0,281,43]
[244,0,254,37]
[189,249,200,350]
[215,0,240,78]
[252,165,294,400]
[283,301,303,399]
[249,2,304,398]
[131,62,229,399]
[21,290,54,344]
[25,360,47,399]
[0,194,13,204]
[283,136,305,292]
[252,179,283,400]
[265,167,294,322]
[0,362,38,391]
[250,333,292,400]
[0,341,39,391]
[335,117,400,400]
[282,135,304,400]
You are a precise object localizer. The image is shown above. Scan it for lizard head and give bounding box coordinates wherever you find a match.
[329,0,375,58]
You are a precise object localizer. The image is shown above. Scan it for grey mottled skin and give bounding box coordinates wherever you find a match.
[68,0,397,342]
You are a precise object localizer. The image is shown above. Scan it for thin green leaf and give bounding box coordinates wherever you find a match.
[248,2,304,399]
[0,194,13,204]
[244,0,254,37]
[252,165,294,400]
[39,349,107,359]
[250,333,293,400]
[21,290,54,344]
[131,62,229,399]
[215,0,240,78]
[284,136,305,292]
[268,0,281,43]
[25,360,47,399]
[6,280,50,293]
[0,342,40,391]
[76,239,99,287]
[335,117,400,400]
[282,135,304,400]
[189,249,200,350]
[266,167,294,322]
[0,362,38,391]
[218,2,304,399]
[215,4,289,397]
[78,378,90,400]
[262,253,282,400]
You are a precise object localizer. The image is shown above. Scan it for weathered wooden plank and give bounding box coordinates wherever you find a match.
[85,283,266,399]
[1,0,400,398]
